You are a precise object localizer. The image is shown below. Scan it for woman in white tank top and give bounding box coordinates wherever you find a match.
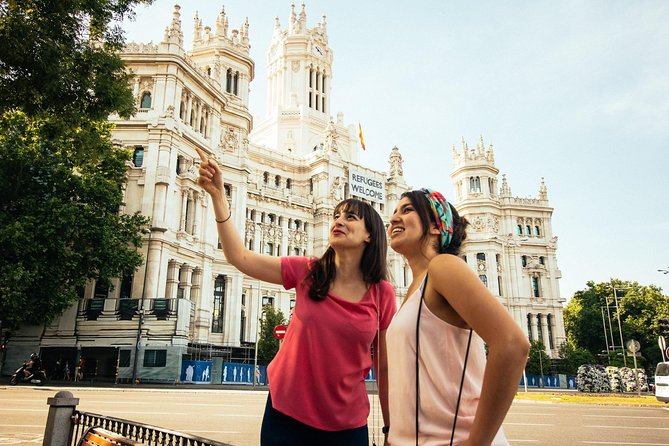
[384,189,530,446]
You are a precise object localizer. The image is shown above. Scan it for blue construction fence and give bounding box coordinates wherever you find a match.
[180,360,267,385]
[521,374,577,389]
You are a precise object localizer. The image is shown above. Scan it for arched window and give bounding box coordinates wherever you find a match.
[526,314,533,341]
[212,275,226,333]
[286,178,292,189]
[536,313,543,342]
[226,69,232,93]
[525,225,532,236]
[535,225,541,236]
[263,172,269,184]
[547,314,554,349]
[517,225,523,235]
[233,72,239,96]
[532,276,541,297]
[275,175,281,187]
[140,92,152,109]
[521,255,527,267]
[132,146,144,168]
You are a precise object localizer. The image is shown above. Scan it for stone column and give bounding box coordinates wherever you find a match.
[43,391,79,446]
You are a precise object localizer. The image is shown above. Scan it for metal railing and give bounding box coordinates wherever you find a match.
[70,410,232,446]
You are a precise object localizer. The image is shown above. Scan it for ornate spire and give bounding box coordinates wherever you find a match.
[216,5,227,37]
[539,177,548,200]
[500,174,511,197]
[389,146,404,178]
[163,4,184,46]
[193,12,202,44]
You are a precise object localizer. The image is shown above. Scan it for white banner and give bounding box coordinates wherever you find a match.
[349,170,384,203]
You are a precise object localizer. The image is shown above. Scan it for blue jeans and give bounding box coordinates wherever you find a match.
[260,393,368,446]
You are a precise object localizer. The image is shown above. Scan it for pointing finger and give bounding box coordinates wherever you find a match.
[195,147,208,162]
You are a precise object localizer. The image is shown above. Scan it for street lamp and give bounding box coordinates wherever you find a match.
[131,227,152,384]
[612,286,631,368]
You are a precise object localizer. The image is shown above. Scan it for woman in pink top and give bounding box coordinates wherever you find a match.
[197,148,396,445]
[385,189,529,446]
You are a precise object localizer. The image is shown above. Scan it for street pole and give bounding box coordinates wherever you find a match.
[613,288,627,367]
[131,228,152,384]
[252,221,265,388]
[601,307,610,362]
[538,348,544,388]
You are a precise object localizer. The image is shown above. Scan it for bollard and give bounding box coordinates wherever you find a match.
[43,390,79,446]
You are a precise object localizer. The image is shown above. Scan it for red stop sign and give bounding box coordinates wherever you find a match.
[273,324,287,340]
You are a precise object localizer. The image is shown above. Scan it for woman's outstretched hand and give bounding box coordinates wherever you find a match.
[196,147,224,198]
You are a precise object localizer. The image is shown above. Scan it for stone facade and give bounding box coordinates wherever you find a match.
[3,4,564,381]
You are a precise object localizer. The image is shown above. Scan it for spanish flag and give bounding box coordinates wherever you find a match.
[358,123,366,150]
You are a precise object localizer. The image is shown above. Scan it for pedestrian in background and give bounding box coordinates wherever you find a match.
[385,189,529,446]
[197,148,396,446]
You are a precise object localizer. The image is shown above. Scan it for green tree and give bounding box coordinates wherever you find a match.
[526,340,551,376]
[564,280,669,372]
[0,0,152,329]
[257,306,287,366]
[556,340,595,375]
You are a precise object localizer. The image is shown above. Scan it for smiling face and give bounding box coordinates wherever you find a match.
[329,201,371,249]
[388,197,421,254]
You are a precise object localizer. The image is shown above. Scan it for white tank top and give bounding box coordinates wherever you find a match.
[386,283,508,445]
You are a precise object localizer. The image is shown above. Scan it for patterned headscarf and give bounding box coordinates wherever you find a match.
[421,188,454,250]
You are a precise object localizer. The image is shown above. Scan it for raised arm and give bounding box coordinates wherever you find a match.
[428,255,530,446]
[196,147,283,285]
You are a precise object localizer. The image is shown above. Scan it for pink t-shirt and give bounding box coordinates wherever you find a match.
[267,256,396,431]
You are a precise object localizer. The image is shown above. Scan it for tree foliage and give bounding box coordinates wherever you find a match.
[564,279,669,372]
[0,0,152,329]
[257,306,287,366]
[556,340,595,375]
[526,340,551,376]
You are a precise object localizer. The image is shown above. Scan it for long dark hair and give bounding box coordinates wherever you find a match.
[305,199,388,301]
[402,190,469,255]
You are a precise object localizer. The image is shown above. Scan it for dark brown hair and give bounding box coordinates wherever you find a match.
[305,199,388,301]
[401,190,469,255]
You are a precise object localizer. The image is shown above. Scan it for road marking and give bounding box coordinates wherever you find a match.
[502,422,554,426]
[585,425,669,431]
[582,442,669,445]
[583,414,668,419]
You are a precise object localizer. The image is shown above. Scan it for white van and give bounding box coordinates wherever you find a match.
[655,362,669,403]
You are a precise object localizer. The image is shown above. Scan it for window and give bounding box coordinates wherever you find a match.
[240,309,246,342]
[132,146,144,168]
[226,69,232,93]
[143,349,167,367]
[525,225,532,236]
[535,226,541,237]
[286,178,292,190]
[536,314,543,342]
[517,225,522,235]
[547,314,554,349]
[532,276,541,297]
[498,275,503,296]
[212,275,225,333]
[119,274,132,300]
[233,72,239,95]
[263,172,269,184]
[539,256,545,265]
[290,299,296,310]
[262,296,274,307]
[479,275,488,287]
[94,281,109,298]
[476,253,486,262]
[266,243,274,256]
[275,175,281,187]
[119,350,131,367]
[140,92,152,109]
[526,314,533,341]
[521,255,527,267]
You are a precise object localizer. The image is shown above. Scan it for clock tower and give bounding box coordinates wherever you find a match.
[250,3,341,157]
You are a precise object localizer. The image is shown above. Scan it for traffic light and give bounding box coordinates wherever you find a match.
[660,318,669,336]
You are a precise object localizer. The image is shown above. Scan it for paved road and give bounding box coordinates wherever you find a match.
[1,385,668,445]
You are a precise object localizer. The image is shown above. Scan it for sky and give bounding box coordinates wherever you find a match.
[122,0,669,301]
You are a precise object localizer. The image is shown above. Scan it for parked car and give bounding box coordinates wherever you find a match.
[654,362,669,403]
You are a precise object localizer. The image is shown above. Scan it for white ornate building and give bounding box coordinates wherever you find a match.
[3,4,565,382]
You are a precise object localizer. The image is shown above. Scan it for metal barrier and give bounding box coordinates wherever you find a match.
[70,411,233,446]
[43,391,232,446]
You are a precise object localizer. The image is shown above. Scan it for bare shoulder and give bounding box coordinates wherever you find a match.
[427,253,470,274]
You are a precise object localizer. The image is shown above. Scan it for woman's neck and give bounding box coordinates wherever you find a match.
[333,249,365,283]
